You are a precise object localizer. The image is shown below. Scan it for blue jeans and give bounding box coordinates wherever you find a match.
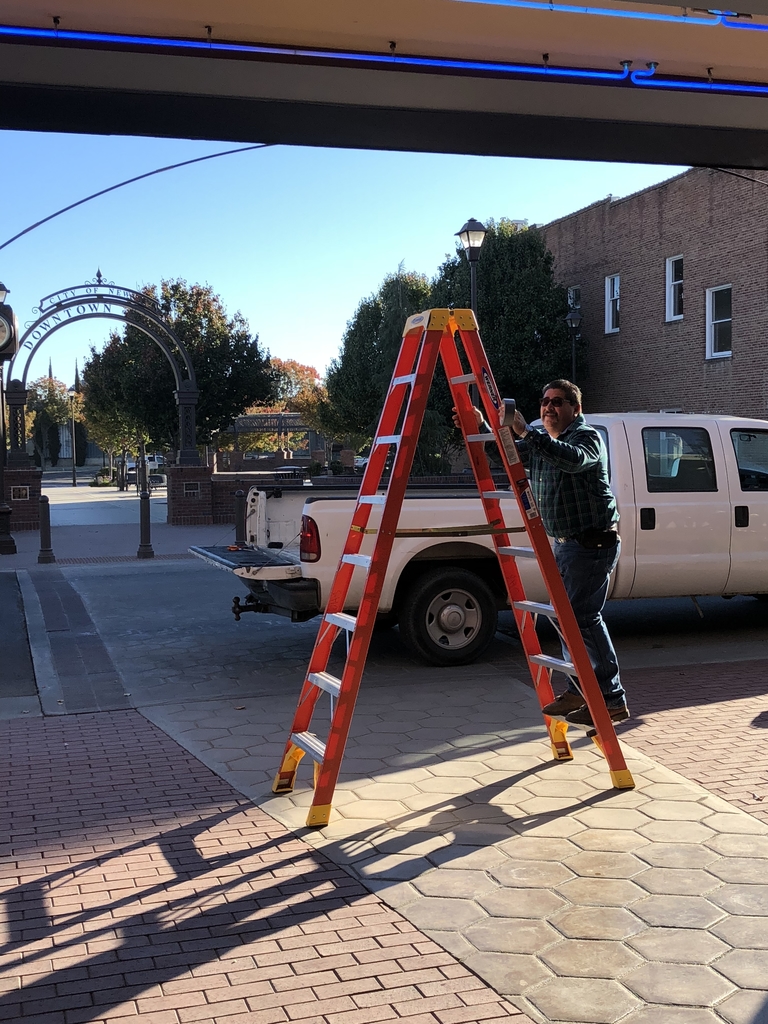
[554,537,625,707]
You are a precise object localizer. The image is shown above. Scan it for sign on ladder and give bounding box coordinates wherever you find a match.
[273,308,634,827]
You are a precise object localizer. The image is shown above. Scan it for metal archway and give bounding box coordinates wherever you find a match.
[6,274,200,466]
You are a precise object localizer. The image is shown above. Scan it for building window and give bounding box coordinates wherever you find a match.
[706,285,732,358]
[10,486,30,501]
[605,274,620,333]
[666,256,684,320]
[183,482,201,499]
[567,286,581,309]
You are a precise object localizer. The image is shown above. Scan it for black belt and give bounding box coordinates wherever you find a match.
[555,527,618,548]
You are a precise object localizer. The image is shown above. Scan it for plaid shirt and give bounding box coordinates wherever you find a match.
[518,414,618,538]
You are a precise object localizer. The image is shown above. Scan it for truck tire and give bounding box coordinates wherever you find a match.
[398,567,498,666]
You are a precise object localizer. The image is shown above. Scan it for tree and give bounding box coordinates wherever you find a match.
[26,377,71,467]
[82,279,275,451]
[324,269,432,449]
[270,359,321,406]
[431,219,574,417]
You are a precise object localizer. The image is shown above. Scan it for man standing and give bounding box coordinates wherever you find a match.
[509,379,627,727]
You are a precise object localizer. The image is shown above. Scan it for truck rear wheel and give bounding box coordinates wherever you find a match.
[398,567,498,666]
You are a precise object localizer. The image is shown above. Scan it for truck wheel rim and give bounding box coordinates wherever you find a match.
[425,588,481,649]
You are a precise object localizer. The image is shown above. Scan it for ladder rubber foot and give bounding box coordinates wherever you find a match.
[305,803,332,828]
[610,769,636,789]
[272,775,296,795]
[550,743,574,761]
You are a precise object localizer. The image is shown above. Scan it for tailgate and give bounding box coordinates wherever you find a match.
[189,545,302,580]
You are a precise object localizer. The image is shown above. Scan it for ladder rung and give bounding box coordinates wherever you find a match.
[498,546,536,558]
[342,553,371,568]
[467,433,496,442]
[482,491,512,499]
[308,672,341,698]
[392,373,416,385]
[514,600,557,618]
[529,653,577,677]
[291,731,327,762]
[326,611,357,631]
[450,373,476,384]
[358,494,386,505]
[375,435,401,445]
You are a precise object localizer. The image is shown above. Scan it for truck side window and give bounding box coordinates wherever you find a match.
[731,430,768,491]
[642,427,717,492]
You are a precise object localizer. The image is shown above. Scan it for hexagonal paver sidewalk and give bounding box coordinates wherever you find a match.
[143,670,768,1024]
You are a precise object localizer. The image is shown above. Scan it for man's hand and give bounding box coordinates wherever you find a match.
[452,406,483,430]
[511,409,529,437]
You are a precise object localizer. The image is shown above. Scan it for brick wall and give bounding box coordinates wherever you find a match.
[541,167,768,416]
[165,466,213,526]
[4,467,42,531]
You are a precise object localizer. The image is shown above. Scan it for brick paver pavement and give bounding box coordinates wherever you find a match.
[0,710,529,1024]
[621,661,768,826]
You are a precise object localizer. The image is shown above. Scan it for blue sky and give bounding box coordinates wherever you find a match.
[0,130,685,387]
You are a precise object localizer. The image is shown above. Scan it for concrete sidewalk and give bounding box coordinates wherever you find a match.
[3,500,768,1024]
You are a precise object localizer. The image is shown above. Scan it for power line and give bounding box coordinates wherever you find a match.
[0,142,274,253]
[715,167,768,187]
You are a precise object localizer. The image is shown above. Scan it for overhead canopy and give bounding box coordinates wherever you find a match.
[3,0,768,166]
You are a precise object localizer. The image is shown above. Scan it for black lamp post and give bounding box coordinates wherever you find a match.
[456,218,487,316]
[565,307,583,383]
[0,281,18,553]
[67,385,77,487]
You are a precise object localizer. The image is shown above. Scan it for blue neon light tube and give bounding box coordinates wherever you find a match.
[454,0,721,27]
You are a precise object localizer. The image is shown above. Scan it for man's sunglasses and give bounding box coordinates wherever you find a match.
[541,396,568,408]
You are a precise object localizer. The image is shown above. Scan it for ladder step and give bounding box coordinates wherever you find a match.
[529,653,577,677]
[392,373,416,385]
[359,494,386,505]
[513,600,557,618]
[467,433,496,443]
[498,546,537,558]
[326,611,357,631]
[308,671,341,698]
[482,490,512,499]
[450,373,476,384]
[342,553,371,568]
[375,435,401,445]
[291,731,327,762]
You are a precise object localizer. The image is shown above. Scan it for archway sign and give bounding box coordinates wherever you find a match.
[5,272,200,466]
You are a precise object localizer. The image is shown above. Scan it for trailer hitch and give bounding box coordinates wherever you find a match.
[232,595,268,621]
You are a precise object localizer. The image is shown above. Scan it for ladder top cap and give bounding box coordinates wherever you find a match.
[403,309,477,333]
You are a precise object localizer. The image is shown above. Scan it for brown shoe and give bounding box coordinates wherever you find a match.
[542,691,585,718]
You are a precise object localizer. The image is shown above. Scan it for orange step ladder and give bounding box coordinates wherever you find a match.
[273,308,634,827]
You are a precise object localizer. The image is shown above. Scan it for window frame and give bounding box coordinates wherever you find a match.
[706,284,732,360]
[665,255,684,321]
[567,285,581,310]
[605,274,620,334]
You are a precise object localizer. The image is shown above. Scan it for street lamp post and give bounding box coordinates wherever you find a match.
[67,386,77,487]
[456,218,487,317]
[0,281,18,554]
[565,307,583,383]
[456,219,487,407]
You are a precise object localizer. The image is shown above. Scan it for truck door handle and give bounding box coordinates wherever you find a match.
[640,508,655,530]
[735,505,750,528]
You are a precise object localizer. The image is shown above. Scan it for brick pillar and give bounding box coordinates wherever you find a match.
[166,465,213,525]
[4,467,43,530]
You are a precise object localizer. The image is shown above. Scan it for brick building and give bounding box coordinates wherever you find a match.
[541,167,768,416]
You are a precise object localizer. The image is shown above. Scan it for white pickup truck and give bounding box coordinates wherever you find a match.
[191,412,768,666]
